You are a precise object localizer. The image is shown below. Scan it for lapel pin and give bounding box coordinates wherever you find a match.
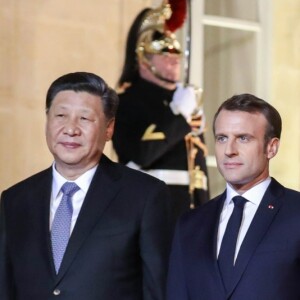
[268,205,274,209]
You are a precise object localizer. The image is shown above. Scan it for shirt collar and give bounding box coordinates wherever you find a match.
[51,162,98,198]
[225,177,272,206]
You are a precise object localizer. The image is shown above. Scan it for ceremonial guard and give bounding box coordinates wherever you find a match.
[112,0,209,225]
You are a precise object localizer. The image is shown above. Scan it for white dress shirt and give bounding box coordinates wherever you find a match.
[217,177,272,262]
[49,163,97,233]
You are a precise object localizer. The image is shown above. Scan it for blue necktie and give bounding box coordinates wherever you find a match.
[218,195,247,291]
[51,182,80,273]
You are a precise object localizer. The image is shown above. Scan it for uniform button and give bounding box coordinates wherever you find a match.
[53,289,61,296]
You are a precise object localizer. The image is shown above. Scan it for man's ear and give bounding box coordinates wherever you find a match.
[266,137,280,159]
[106,118,115,141]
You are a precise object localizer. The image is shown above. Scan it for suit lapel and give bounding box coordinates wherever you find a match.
[25,168,56,278]
[212,194,226,277]
[205,192,228,295]
[55,155,122,283]
[227,178,285,297]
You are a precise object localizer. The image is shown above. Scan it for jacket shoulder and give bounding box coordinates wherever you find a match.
[100,154,167,189]
[178,193,224,226]
[2,168,52,196]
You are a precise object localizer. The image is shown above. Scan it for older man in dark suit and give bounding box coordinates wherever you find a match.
[167,93,300,300]
[0,72,172,300]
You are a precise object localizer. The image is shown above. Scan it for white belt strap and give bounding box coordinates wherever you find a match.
[126,161,189,185]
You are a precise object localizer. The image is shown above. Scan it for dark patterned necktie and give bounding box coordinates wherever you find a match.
[51,182,80,273]
[218,195,247,291]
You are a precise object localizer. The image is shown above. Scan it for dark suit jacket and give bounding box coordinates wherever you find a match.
[0,155,172,300]
[167,178,300,300]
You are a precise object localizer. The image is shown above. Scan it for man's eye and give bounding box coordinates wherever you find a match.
[240,136,249,142]
[216,136,227,143]
[80,116,90,121]
[56,114,64,117]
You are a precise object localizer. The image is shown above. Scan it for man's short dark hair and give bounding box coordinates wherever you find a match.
[213,93,282,142]
[46,72,119,120]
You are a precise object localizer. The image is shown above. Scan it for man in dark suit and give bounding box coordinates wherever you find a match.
[0,72,172,300]
[167,93,300,300]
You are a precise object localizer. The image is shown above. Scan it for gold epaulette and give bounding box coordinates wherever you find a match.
[116,82,132,94]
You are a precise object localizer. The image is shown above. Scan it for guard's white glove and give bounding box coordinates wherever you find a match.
[170,84,198,122]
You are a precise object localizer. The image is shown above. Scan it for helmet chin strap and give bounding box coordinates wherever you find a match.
[149,65,177,84]
[141,55,177,84]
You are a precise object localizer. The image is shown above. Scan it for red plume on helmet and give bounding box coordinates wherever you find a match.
[165,0,187,32]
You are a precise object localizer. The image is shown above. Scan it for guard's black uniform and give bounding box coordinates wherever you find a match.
[113,77,209,225]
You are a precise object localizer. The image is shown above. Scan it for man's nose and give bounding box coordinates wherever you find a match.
[224,139,238,156]
[64,119,80,136]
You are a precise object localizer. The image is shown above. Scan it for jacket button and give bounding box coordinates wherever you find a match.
[53,289,61,296]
